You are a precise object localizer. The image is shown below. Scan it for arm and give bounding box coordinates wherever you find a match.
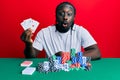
[83,44,101,60]
[24,43,40,58]
[21,29,40,58]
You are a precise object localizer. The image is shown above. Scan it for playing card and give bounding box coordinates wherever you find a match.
[22,67,36,75]
[20,18,39,33]
[21,60,33,67]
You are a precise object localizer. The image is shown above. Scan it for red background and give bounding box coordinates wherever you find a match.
[0,0,120,58]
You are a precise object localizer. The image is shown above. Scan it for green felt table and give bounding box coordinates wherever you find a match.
[0,58,120,80]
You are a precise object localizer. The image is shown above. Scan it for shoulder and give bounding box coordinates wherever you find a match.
[38,25,56,34]
[73,24,87,32]
[41,25,55,31]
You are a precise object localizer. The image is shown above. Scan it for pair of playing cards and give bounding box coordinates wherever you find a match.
[20,18,40,33]
[21,60,36,75]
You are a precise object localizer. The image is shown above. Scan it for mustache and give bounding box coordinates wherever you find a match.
[63,21,68,24]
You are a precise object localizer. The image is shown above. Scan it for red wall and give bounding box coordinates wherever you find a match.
[0,0,120,58]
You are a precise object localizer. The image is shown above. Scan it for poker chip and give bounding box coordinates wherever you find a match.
[37,48,92,73]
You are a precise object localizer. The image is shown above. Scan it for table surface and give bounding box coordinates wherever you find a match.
[0,58,120,80]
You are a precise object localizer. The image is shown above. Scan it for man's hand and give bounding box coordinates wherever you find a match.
[55,51,62,56]
[83,44,101,60]
[21,28,39,58]
[21,28,33,45]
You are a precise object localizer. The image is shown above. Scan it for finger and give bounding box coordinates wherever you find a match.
[28,31,33,40]
[27,28,32,33]
[21,29,31,41]
[25,30,33,42]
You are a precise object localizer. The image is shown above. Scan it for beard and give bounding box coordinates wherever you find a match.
[55,21,74,33]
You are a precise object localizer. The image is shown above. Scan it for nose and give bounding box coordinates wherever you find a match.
[63,14,68,20]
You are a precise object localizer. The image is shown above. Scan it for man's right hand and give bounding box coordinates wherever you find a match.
[21,28,40,58]
[20,28,33,45]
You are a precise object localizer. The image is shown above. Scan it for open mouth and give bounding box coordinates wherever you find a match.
[62,23,68,28]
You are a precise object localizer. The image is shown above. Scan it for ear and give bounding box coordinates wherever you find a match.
[73,15,75,21]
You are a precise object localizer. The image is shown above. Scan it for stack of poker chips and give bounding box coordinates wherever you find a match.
[70,49,91,71]
[37,57,61,73]
[37,48,92,73]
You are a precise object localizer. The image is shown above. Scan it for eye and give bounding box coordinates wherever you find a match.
[58,12,64,17]
[67,13,73,16]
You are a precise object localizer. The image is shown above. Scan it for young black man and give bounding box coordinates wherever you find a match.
[21,2,101,60]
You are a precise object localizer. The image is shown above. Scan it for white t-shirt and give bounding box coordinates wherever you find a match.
[33,24,97,57]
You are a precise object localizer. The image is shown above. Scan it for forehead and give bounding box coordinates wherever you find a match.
[57,4,74,12]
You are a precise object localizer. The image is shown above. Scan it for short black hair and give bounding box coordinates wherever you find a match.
[56,2,76,15]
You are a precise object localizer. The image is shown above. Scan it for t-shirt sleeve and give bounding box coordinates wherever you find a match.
[81,27,97,48]
[32,30,44,51]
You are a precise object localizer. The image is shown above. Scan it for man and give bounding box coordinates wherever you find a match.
[21,2,101,60]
